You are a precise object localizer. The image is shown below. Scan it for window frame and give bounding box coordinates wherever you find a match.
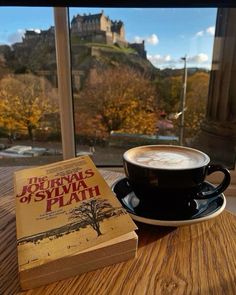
[0,2,235,195]
[54,7,76,160]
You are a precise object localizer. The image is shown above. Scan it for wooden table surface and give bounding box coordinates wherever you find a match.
[1,166,236,295]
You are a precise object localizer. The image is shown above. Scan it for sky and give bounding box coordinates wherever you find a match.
[0,7,217,69]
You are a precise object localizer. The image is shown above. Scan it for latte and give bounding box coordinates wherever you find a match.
[123,145,230,203]
[124,145,209,169]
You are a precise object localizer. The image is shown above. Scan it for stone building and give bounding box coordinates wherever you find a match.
[71,10,127,46]
[17,12,146,59]
[129,40,147,59]
[23,27,55,45]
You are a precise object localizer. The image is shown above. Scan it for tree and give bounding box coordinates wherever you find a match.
[0,74,59,140]
[155,71,210,140]
[184,72,209,138]
[156,75,182,114]
[74,66,158,138]
[69,198,116,236]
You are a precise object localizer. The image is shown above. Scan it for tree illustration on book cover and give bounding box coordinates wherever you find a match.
[69,198,123,237]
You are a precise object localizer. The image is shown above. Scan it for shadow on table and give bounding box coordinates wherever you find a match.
[136,222,177,248]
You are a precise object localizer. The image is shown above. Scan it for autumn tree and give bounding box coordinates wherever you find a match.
[74,66,158,139]
[155,70,209,141]
[184,71,209,139]
[0,74,59,140]
[156,75,182,114]
[69,198,116,237]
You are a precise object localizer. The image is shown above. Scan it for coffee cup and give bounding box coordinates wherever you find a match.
[123,145,230,207]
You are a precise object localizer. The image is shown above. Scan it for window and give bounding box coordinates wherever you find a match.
[0,2,235,170]
[0,6,63,165]
[68,6,235,168]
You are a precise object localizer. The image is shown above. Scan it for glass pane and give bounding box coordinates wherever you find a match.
[69,8,232,166]
[0,7,63,165]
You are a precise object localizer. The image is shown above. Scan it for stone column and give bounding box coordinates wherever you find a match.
[190,8,236,168]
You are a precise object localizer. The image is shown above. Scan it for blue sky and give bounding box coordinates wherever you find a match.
[0,7,217,69]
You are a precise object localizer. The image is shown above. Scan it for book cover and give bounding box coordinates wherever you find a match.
[14,156,137,274]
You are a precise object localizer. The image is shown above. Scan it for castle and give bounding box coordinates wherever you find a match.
[8,11,147,70]
[23,26,55,45]
[20,11,146,59]
[71,10,127,46]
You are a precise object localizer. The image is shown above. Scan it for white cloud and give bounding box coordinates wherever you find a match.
[147,53,209,68]
[133,33,159,45]
[195,31,204,37]
[7,29,25,44]
[194,26,215,38]
[206,26,215,36]
[147,54,173,65]
[29,28,41,34]
[147,34,159,45]
[6,28,41,44]
[187,53,208,63]
[134,36,143,43]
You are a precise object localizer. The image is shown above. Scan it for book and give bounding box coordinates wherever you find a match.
[14,156,138,290]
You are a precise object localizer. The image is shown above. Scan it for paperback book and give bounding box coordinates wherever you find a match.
[14,156,138,289]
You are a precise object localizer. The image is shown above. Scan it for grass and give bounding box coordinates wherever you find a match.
[87,43,136,54]
[71,37,136,54]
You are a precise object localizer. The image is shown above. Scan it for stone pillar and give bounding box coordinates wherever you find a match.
[190,8,236,168]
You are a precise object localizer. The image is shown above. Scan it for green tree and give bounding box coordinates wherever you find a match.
[0,74,59,140]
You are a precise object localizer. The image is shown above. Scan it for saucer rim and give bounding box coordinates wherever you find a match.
[111,177,226,227]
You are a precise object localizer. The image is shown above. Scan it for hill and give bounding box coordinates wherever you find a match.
[0,38,158,90]
[72,42,158,87]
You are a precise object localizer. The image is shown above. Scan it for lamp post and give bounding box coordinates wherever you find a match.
[179,55,187,146]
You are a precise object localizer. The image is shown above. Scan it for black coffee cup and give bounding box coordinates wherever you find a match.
[123,145,230,206]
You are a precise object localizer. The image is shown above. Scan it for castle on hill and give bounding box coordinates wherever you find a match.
[20,11,146,59]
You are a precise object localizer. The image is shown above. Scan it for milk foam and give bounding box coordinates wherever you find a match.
[131,149,206,169]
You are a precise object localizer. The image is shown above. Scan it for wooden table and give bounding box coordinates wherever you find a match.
[1,166,236,295]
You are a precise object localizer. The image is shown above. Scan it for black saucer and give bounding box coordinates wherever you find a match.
[111,178,226,226]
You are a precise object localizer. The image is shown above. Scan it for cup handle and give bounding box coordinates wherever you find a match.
[195,164,231,199]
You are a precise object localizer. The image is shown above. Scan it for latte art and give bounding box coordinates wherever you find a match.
[135,151,199,168]
[125,146,209,169]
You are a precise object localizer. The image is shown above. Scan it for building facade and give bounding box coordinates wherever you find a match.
[71,11,127,46]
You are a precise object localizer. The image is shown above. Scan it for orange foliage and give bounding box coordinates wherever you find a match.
[184,71,209,138]
[74,66,158,139]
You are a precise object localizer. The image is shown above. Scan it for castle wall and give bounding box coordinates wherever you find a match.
[94,32,109,43]
[100,14,111,32]
[71,16,101,35]
[72,32,108,44]
[129,42,147,58]
[112,32,127,46]
[119,26,125,41]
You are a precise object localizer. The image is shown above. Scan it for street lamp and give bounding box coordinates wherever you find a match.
[179,55,187,146]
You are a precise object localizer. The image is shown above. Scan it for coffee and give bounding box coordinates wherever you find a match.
[125,145,209,169]
[123,145,230,203]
